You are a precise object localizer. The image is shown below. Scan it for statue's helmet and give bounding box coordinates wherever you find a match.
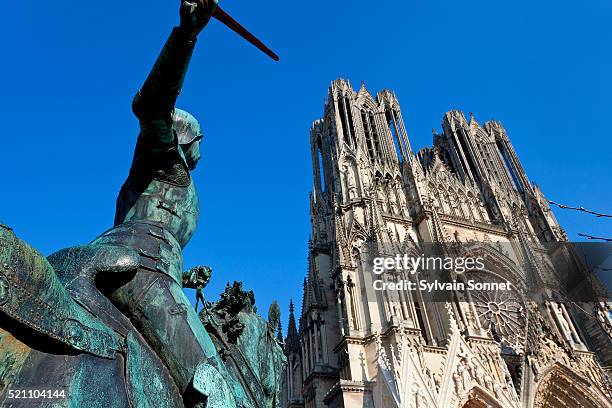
[173,108,202,170]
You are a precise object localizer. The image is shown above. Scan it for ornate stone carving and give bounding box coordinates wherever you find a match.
[470,271,526,350]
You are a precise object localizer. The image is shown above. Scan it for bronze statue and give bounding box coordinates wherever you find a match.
[183,266,212,311]
[90,1,245,404]
[0,223,185,407]
[0,1,285,407]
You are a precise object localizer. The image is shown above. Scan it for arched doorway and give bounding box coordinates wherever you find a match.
[534,363,612,408]
[459,386,505,408]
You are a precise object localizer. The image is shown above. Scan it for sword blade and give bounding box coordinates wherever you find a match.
[212,6,280,61]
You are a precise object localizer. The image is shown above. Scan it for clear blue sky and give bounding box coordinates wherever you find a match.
[1,0,610,330]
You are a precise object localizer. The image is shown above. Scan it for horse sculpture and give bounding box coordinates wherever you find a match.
[0,223,286,407]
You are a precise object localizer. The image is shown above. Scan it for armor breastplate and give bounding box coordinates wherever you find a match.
[115,176,199,249]
[92,221,183,285]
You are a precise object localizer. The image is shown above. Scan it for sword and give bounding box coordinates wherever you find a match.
[213,6,280,61]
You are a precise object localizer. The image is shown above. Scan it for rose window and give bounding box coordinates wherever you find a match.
[470,272,525,350]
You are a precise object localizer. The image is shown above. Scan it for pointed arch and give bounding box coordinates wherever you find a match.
[359,103,384,162]
[534,363,612,408]
[458,385,506,408]
[475,194,489,221]
[337,93,357,147]
[355,90,378,111]
[466,192,482,221]
[462,242,525,286]
[315,134,326,193]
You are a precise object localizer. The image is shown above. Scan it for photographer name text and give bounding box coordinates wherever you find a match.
[373,279,513,292]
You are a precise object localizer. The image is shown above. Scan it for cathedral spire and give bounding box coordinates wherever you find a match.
[286,300,300,355]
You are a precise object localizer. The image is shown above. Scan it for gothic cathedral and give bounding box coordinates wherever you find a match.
[280,79,612,408]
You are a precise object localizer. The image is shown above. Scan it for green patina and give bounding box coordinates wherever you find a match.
[200,283,288,408]
[0,2,285,407]
[0,225,285,407]
[0,329,30,394]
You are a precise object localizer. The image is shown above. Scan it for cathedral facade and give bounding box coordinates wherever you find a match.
[281,79,612,408]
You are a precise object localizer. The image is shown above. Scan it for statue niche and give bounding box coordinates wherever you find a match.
[343,161,360,201]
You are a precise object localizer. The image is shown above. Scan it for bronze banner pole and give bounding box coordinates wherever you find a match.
[213,6,280,61]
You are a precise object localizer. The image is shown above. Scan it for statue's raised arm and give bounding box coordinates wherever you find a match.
[132,0,216,126]
[114,1,219,245]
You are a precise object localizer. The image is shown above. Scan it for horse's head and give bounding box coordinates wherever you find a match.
[200,283,288,408]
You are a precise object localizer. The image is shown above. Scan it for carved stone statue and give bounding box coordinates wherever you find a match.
[396,180,408,216]
[359,160,371,189]
[344,162,358,200]
[388,182,399,214]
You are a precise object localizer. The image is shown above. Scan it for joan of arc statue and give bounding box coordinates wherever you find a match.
[91,1,245,405]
